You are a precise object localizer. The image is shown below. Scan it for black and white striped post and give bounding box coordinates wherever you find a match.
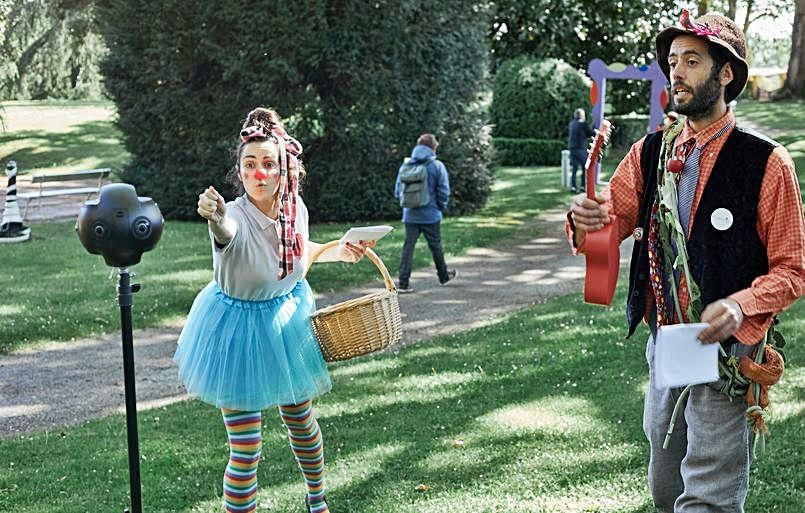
[0,160,31,243]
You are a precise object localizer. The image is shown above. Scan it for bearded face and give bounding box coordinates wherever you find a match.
[671,63,723,121]
[667,35,729,121]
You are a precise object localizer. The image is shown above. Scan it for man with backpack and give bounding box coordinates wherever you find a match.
[394,133,456,293]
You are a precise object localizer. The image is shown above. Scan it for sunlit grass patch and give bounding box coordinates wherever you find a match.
[769,366,804,421]
[479,396,606,435]
[149,269,213,284]
[0,304,24,316]
[1,289,801,511]
[328,357,402,378]
[0,101,130,176]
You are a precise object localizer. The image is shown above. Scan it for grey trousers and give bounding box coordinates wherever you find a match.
[643,336,754,513]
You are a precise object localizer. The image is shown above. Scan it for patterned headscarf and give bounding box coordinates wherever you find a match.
[240,125,305,280]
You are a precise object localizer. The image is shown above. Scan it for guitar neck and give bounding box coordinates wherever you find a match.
[584,120,611,200]
[585,156,598,200]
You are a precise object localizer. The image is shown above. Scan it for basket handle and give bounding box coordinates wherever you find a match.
[305,240,397,292]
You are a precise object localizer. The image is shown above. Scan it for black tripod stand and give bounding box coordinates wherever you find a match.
[118,268,143,513]
[76,183,163,513]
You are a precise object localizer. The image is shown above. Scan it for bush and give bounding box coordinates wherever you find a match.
[493,138,564,166]
[490,56,590,140]
[608,115,651,150]
[96,1,493,221]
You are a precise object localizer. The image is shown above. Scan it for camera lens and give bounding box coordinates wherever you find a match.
[131,216,151,240]
[92,221,109,240]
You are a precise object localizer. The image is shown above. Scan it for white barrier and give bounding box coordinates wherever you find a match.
[560,150,571,189]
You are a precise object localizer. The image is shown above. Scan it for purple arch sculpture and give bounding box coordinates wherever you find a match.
[587,59,669,133]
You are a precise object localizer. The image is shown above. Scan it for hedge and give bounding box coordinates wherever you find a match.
[491,56,590,140]
[493,138,565,167]
[96,1,493,221]
[608,115,651,150]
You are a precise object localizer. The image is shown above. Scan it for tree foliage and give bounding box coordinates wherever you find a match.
[691,1,796,72]
[747,32,791,68]
[489,0,678,114]
[698,0,792,36]
[95,0,493,221]
[491,56,589,140]
[0,0,105,100]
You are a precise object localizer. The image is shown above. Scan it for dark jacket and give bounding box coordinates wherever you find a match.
[568,119,595,150]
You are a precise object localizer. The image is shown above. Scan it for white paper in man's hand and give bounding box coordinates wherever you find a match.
[654,323,719,389]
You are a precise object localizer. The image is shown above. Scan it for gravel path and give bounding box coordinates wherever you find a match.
[0,207,633,439]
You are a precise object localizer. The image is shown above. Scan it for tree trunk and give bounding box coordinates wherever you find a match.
[786,0,805,97]
[698,0,709,16]
[743,0,755,35]
[727,0,737,20]
[15,22,61,97]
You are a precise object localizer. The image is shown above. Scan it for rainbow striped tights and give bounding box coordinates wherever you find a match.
[221,400,328,513]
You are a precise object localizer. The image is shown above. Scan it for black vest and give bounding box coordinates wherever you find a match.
[626,126,775,342]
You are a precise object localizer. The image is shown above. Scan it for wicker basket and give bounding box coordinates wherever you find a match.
[306,240,402,362]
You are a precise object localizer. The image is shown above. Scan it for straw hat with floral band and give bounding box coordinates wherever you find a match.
[655,8,748,104]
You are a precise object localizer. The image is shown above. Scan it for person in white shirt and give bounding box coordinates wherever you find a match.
[174,107,371,513]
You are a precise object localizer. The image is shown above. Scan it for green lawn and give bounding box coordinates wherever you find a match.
[0,100,130,176]
[734,98,805,134]
[0,166,569,354]
[735,98,805,202]
[0,286,801,513]
[0,101,802,512]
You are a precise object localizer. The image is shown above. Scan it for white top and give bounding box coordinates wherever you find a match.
[211,194,309,300]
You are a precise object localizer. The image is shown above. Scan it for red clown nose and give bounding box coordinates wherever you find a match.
[254,169,268,180]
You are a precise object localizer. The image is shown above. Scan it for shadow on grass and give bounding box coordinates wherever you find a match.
[0,120,129,174]
[0,289,634,511]
[1,290,801,512]
[735,99,805,134]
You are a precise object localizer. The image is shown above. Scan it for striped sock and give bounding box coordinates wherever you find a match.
[221,409,262,513]
[279,400,328,513]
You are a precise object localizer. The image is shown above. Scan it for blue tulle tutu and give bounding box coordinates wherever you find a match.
[173,280,331,411]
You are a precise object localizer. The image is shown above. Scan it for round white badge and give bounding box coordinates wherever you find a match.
[711,208,733,231]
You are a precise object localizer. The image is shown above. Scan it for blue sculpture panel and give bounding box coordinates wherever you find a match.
[587,59,669,133]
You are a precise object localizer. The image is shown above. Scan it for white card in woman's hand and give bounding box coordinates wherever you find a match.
[339,225,394,244]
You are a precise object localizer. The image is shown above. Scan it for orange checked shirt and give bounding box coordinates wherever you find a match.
[569,108,805,344]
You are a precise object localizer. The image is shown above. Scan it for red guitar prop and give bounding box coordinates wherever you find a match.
[583,119,619,305]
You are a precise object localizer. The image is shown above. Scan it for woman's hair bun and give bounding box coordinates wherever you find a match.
[243,107,283,131]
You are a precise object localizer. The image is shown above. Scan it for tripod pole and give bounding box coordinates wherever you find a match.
[118,268,143,513]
